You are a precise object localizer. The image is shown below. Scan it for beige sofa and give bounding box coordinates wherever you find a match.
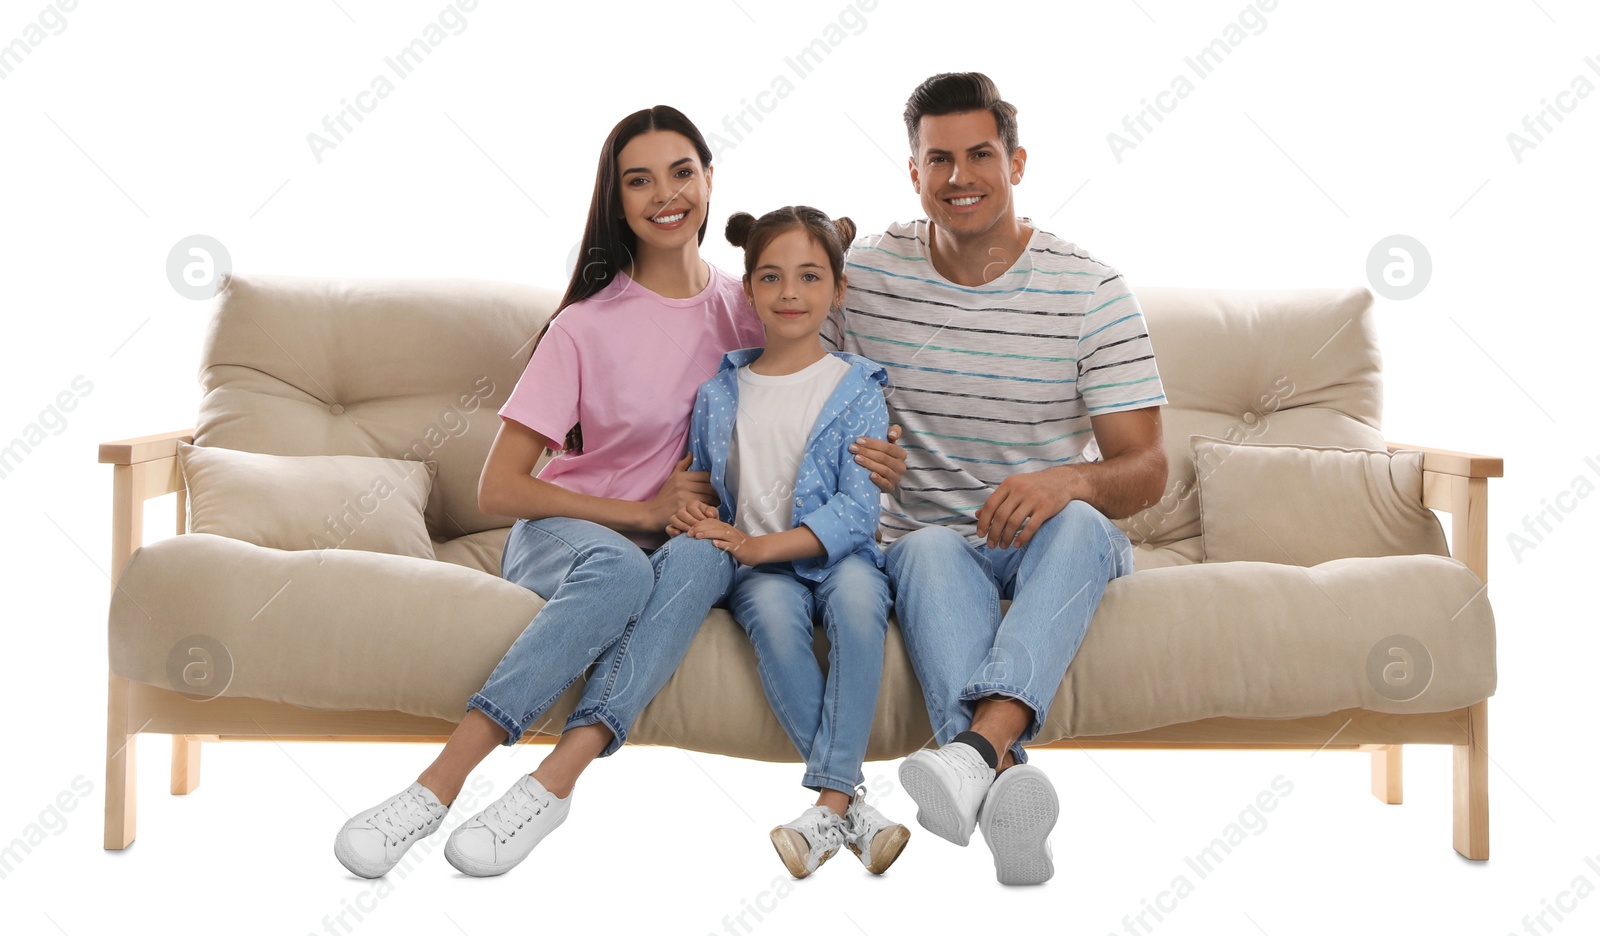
[100,273,1501,858]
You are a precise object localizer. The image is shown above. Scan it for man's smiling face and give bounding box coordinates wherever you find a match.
[909,109,1026,241]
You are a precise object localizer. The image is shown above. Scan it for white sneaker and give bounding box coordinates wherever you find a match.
[978,764,1059,885]
[769,805,846,879]
[334,781,449,878]
[443,774,570,877]
[843,788,910,875]
[898,742,995,846]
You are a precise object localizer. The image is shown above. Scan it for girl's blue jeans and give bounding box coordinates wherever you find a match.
[729,554,892,796]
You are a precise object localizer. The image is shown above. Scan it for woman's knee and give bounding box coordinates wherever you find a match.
[655,533,735,586]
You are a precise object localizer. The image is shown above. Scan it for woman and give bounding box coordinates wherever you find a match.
[332,105,906,879]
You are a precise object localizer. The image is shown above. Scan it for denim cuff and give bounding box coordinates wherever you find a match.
[564,706,628,758]
[802,771,861,797]
[466,693,525,747]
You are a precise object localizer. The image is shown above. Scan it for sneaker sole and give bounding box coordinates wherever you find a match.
[981,771,1058,885]
[899,756,974,847]
[849,823,911,875]
[770,827,834,879]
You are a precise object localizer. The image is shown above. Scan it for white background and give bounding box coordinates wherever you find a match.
[1,1,1596,934]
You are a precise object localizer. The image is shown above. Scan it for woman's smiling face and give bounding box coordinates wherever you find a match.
[616,130,712,253]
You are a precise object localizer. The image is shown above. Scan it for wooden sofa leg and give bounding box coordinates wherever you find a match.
[104,675,137,849]
[171,736,203,795]
[1369,744,1403,804]
[1453,700,1490,860]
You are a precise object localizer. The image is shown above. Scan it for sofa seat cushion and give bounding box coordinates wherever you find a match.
[1044,554,1496,740]
[109,536,1495,760]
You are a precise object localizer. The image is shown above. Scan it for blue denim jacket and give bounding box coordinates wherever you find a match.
[688,348,889,582]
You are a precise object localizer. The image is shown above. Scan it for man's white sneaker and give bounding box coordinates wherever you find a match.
[769,805,846,879]
[843,788,910,874]
[898,742,995,846]
[334,781,449,879]
[978,763,1059,885]
[443,774,570,877]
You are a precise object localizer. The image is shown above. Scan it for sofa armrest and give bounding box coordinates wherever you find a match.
[1385,442,1503,480]
[1387,441,1502,584]
[99,428,195,584]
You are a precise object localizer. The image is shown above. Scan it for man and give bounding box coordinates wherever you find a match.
[823,72,1169,885]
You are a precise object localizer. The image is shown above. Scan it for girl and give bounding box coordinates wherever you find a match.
[333,109,908,879]
[672,206,910,879]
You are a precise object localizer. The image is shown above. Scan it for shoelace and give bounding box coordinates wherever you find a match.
[798,808,845,851]
[846,785,871,837]
[368,789,436,846]
[480,784,552,844]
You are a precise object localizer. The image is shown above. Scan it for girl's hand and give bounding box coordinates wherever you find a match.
[642,454,718,533]
[852,424,906,493]
[688,517,762,565]
[667,501,718,536]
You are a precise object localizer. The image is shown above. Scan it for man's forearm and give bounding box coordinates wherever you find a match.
[1048,445,1168,520]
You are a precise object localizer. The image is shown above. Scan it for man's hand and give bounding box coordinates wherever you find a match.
[851,424,906,493]
[975,468,1080,550]
[641,454,718,534]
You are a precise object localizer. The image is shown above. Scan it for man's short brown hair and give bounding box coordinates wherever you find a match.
[903,72,1019,157]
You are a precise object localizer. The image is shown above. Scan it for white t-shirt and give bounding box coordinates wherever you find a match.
[727,354,851,536]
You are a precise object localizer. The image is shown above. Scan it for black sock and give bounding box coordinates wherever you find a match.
[951,731,999,770]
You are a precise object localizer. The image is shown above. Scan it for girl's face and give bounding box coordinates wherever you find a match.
[746,228,845,343]
[615,130,712,257]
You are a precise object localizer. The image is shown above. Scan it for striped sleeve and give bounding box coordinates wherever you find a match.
[1075,272,1167,415]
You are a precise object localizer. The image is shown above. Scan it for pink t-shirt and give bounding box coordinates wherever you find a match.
[499,263,764,543]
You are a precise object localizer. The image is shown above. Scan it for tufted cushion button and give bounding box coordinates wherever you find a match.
[330,403,345,415]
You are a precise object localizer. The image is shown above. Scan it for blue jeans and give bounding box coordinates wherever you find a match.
[469,518,736,757]
[884,500,1135,766]
[730,554,891,796]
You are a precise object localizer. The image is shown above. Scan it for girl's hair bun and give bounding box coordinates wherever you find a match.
[832,216,857,249]
[725,212,756,248]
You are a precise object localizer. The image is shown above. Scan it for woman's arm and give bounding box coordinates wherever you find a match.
[478,418,715,537]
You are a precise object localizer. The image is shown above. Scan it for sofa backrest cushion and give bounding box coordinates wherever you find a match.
[193,273,560,542]
[1116,286,1386,549]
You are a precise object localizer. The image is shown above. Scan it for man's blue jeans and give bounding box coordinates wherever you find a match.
[884,501,1135,765]
[469,517,735,757]
[729,554,892,795]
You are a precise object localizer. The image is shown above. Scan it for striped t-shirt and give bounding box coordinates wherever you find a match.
[821,218,1166,545]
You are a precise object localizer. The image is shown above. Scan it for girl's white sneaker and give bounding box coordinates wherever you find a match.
[843,790,911,874]
[769,805,847,879]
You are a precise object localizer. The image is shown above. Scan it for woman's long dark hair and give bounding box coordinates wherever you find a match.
[536,105,715,453]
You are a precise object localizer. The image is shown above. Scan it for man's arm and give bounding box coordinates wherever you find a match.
[974,406,1168,550]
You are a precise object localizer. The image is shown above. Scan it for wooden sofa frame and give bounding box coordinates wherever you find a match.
[100,429,1502,858]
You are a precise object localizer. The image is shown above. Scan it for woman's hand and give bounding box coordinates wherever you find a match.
[667,500,718,537]
[641,454,718,534]
[851,424,907,493]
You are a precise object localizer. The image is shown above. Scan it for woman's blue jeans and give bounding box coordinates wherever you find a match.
[468,517,735,757]
[729,554,892,795]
